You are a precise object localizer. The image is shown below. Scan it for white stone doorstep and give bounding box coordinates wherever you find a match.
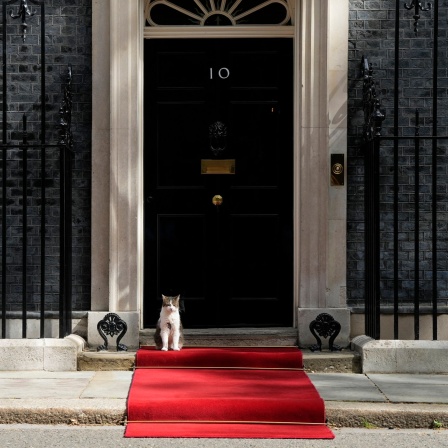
[352,336,448,374]
[0,336,85,372]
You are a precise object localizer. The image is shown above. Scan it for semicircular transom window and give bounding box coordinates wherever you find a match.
[144,0,292,27]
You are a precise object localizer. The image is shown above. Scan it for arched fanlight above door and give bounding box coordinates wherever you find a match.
[144,0,293,27]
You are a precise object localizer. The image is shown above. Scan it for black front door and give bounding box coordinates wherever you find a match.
[144,38,293,328]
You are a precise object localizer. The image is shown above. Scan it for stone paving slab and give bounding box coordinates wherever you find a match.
[0,371,134,400]
[0,371,448,428]
[80,371,133,399]
[367,374,448,404]
[0,378,93,399]
[0,371,95,379]
[308,373,386,402]
[89,371,134,381]
[368,373,448,385]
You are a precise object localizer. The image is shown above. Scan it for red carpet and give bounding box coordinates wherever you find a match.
[125,347,334,439]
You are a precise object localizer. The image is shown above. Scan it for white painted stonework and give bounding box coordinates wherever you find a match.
[298,308,351,349]
[87,312,140,351]
[352,336,448,373]
[0,336,84,371]
[90,0,349,345]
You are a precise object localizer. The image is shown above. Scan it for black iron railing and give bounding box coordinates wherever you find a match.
[362,57,383,340]
[362,0,446,340]
[0,0,73,339]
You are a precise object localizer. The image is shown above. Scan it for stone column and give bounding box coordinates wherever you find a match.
[88,0,143,350]
[91,0,110,312]
[108,0,143,315]
[295,0,350,348]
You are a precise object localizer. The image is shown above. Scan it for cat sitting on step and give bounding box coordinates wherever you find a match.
[154,294,184,351]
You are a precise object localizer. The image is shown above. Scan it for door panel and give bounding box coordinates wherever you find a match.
[144,38,293,328]
[156,103,207,187]
[229,215,280,299]
[156,51,206,88]
[157,214,207,302]
[230,102,280,187]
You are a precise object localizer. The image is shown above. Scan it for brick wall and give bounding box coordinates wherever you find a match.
[3,0,447,316]
[0,0,92,313]
[348,0,448,310]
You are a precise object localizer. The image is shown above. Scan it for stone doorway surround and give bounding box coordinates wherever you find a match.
[88,0,349,350]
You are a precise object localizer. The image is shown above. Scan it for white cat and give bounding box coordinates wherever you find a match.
[154,294,184,351]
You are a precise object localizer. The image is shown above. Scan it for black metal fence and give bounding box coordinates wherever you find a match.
[0,0,73,339]
[362,0,447,340]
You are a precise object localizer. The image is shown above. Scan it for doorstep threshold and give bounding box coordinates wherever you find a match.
[140,327,298,347]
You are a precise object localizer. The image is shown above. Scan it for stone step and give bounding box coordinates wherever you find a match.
[78,351,136,371]
[78,327,360,372]
[77,350,360,373]
[140,327,299,347]
[304,352,361,373]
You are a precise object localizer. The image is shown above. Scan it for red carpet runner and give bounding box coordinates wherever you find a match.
[125,347,334,439]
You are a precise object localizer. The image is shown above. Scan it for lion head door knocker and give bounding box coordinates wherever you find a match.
[209,121,227,156]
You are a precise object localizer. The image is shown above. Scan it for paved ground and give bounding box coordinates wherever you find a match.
[0,371,448,429]
[0,426,447,448]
